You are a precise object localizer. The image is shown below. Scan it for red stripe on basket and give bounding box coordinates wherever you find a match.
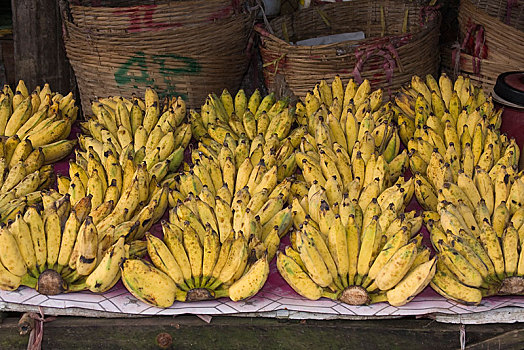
[113,5,183,33]
[207,6,235,21]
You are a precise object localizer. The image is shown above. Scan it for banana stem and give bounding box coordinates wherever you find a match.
[186,278,195,289]
[341,275,349,289]
[333,277,344,291]
[194,276,201,288]
[213,288,229,299]
[361,276,372,289]
[178,282,190,292]
[64,271,82,284]
[56,264,67,275]
[21,274,37,289]
[321,290,340,300]
[38,264,47,274]
[29,267,40,279]
[355,274,363,286]
[208,279,222,291]
[204,277,216,288]
[201,276,209,287]
[348,274,355,286]
[67,282,87,293]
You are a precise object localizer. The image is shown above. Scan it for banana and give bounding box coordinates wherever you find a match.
[13,172,40,198]
[366,227,410,286]
[121,259,178,308]
[146,233,185,287]
[75,217,98,276]
[86,237,126,293]
[24,206,46,272]
[10,213,38,276]
[56,209,80,272]
[386,258,437,306]
[44,205,61,268]
[297,230,332,288]
[5,98,32,137]
[502,224,519,276]
[162,221,192,282]
[9,139,33,168]
[474,167,494,215]
[431,261,482,305]
[277,251,323,300]
[0,224,27,276]
[1,161,26,193]
[201,225,220,286]
[303,221,341,288]
[414,174,438,211]
[215,196,233,243]
[210,235,247,288]
[356,216,379,283]
[229,254,269,301]
[183,223,203,286]
[375,241,417,291]
[479,220,505,280]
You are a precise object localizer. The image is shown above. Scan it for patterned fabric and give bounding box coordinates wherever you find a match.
[2,259,524,317]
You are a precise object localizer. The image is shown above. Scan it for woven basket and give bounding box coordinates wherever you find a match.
[255,0,440,99]
[69,0,158,6]
[70,0,237,34]
[443,0,524,91]
[62,1,252,113]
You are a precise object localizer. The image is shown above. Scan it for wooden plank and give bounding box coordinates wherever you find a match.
[1,316,523,350]
[465,330,524,350]
[434,307,524,324]
[10,0,75,94]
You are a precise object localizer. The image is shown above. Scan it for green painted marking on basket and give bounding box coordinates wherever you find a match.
[114,52,201,98]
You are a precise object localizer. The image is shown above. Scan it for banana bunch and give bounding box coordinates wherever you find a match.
[169,144,297,257]
[56,140,172,242]
[296,77,401,163]
[189,89,296,144]
[119,130,306,307]
[414,136,520,212]
[0,80,78,140]
[396,74,520,213]
[395,74,508,174]
[56,129,183,208]
[0,191,149,295]
[279,176,436,306]
[180,123,306,202]
[0,141,56,222]
[79,88,191,165]
[121,210,272,308]
[296,130,408,194]
[425,167,524,304]
[0,80,79,220]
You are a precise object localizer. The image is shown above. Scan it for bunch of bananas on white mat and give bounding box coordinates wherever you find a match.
[120,127,310,307]
[0,80,78,221]
[394,73,524,303]
[0,190,148,294]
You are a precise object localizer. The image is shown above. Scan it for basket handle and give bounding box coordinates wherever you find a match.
[254,23,290,46]
[452,21,487,76]
[352,42,403,91]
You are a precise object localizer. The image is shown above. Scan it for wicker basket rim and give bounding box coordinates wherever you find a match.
[462,0,524,35]
[255,1,440,50]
